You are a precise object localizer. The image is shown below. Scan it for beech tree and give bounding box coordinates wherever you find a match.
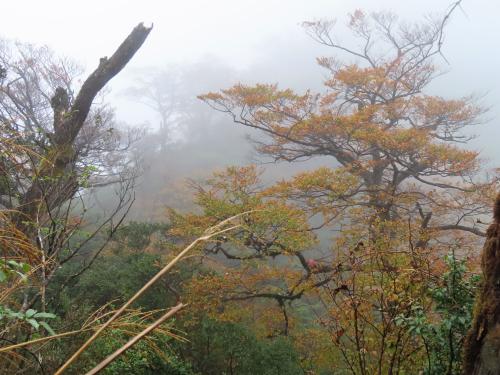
[168,4,495,373]
[199,5,494,241]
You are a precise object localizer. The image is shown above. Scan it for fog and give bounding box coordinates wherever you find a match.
[3,0,500,218]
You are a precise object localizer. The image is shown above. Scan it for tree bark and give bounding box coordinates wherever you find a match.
[463,194,500,374]
[18,23,152,225]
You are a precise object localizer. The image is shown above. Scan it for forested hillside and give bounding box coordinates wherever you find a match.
[1,1,499,374]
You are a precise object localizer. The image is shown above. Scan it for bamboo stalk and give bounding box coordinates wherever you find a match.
[85,303,185,375]
[54,212,248,374]
[0,329,88,353]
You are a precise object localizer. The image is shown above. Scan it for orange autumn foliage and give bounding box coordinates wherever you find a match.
[173,7,495,374]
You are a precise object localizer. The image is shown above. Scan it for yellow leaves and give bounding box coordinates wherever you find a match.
[331,64,387,92]
[227,84,281,107]
[228,84,295,106]
[184,262,304,334]
[411,95,482,127]
[272,167,358,195]
[322,56,436,107]
[189,165,262,220]
[200,83,313,110]
[189,9,493,373]
[267,167,359,219]
[199,78,483,189]
[424,144,479,174]
[375,127,427,153]
[208,165,261,196]
[166,208,211,239]
[169,165,317,258]
[319,227,435,363]
[0,211,41,264]
[196,91,224,102]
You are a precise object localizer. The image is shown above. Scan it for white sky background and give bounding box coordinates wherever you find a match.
[2,0,500,163]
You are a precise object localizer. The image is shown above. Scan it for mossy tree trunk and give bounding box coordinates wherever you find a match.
[463,194,500,374]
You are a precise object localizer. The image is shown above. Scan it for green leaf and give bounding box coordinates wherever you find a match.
[27,318,40,330]
[7,260,20,268]
[34,312,56,319]
[39,321,56,336]
[7,310,24,319]
[25,309,37,318]
[0,270,7,283]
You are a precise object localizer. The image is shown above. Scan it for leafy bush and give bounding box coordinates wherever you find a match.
[181,318,303,375]
[80,330,197,375]
[396,252,479,374]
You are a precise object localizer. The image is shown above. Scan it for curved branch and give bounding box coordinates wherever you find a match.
[432,224,486,237]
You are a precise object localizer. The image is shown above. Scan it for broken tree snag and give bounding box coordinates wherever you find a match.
[51,87,70,135]
[54,22,153,146]
[463,193,500,374]
[19,23,151,224]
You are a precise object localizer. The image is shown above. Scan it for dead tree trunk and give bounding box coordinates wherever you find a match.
[18,22,152,227]
[463,194,500,374]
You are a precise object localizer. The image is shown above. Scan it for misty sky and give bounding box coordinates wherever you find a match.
[3,0,500,163]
